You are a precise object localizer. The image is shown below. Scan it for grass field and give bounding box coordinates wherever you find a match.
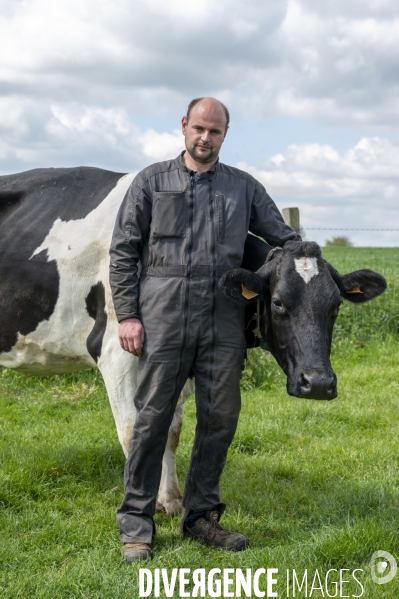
[0,247,398,598]
[322,247,399,343]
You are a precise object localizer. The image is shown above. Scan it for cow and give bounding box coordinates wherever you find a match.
[0,166,386,514]
[219,240,387,399]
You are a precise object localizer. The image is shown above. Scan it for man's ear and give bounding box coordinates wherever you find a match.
[327,263,387,303]
[181,115,188,135]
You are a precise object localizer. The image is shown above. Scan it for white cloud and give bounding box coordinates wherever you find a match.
[238,137,399,246]
[0,99,144,172]
[138,129,184,161]
[0,98,184,173]
[1,0,398,128]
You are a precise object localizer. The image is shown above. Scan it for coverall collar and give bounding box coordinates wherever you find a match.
[177,151,220,176]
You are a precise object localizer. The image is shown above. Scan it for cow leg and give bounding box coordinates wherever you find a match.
[96,340,138,457]
[155,375,194,514]
[156,402,185,514]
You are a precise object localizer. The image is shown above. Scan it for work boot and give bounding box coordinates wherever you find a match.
[122,543,152,563]
[182,506,249,551]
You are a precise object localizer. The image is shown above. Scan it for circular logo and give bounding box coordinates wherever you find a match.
[371,551,397,585]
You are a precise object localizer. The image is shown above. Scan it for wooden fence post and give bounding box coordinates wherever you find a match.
[282,207,300,234]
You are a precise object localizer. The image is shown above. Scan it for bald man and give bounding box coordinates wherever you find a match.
[110,98,300,562]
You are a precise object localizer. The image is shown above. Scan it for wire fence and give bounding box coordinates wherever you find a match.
[306,228,399,232]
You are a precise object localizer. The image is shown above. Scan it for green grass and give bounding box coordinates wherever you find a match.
[321,247,399,342]
[1,247,398,598]
[1,338,398,598]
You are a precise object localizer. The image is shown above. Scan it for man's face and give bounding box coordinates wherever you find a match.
[182,100,227,165]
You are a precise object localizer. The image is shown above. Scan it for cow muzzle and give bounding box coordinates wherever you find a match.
[288,369,337,400]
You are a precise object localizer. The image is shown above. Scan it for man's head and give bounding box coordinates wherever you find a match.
[182,97,229,168]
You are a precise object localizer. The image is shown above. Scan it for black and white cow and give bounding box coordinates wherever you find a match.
[0,166,193,513]
[0,167,386,513]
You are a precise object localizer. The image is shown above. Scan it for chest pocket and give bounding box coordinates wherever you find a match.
[151,191,186,238]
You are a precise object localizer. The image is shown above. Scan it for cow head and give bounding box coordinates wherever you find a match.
[219,241,387,401]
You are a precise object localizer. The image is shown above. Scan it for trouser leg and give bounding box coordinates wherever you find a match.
[182,281,245,512]
[182,357,243,510]
[117,357,192,544]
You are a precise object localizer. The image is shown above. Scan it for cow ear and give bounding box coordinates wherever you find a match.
[328,264,387,303]
[340,269,387,303]
[219,268,265,302]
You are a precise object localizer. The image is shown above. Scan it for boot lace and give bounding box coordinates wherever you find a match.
[204,512,230,540]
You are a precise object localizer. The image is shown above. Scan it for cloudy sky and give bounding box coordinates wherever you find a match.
[1,0,398,246]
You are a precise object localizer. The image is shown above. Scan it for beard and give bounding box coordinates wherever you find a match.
[185,141,218,164]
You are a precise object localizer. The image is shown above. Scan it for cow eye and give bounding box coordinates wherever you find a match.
[272,297,283,311]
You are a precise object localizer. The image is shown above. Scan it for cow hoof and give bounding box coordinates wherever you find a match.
[156,496,183,515]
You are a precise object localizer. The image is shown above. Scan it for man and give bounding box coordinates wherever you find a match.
[109,97,300,563]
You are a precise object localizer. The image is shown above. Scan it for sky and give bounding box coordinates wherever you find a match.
[1,0,398,246]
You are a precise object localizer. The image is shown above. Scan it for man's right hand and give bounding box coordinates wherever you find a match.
[119,318,145,357]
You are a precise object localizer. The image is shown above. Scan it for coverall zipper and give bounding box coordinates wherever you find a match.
[207,171,217,393]
[187,172,217,493]
[180,173,195,363]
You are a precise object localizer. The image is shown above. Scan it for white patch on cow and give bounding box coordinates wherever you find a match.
[1,173,135,374]
[294,256,319,284]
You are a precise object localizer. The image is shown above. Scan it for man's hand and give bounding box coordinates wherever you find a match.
[119,318,145,357]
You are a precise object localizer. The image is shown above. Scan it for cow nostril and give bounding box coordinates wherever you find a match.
[327,377,337,398]
[299,373,311,393]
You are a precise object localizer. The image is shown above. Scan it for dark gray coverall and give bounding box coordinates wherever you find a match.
[109,153,300,544]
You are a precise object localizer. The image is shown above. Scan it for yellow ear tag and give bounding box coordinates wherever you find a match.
[346,287,363,294]
[241,285,259,300]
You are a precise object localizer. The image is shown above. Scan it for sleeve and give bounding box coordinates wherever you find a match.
[109,173,152,322]
[249,181,301,246]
